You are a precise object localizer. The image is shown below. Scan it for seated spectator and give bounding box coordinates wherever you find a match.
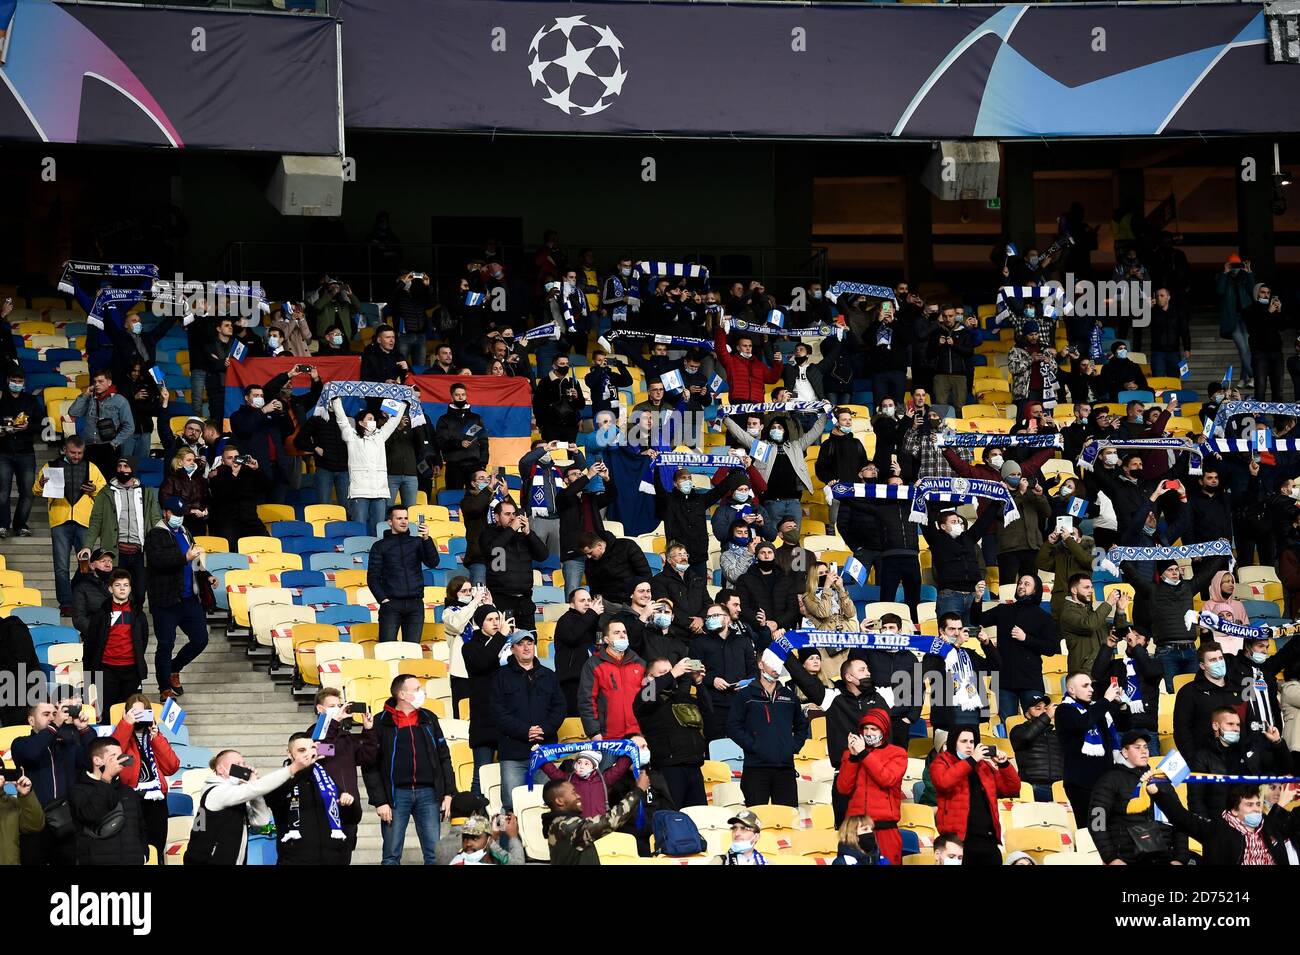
[710,809,767,866]
[267,301,313,357]
[833,815,885,866]
[1089,732,1187,865]
[446,813,522,866]
[360,325,410,387]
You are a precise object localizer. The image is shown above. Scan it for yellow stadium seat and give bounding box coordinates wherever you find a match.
[401,659,448,680]
[0,570,23,590]
[331,569,368,590]
[961,404,998,419]
[899,802,937,836]
[315,641,364,675]
[2,587,42,608]
[1004,826,1070,862]
[558,717,587,743]
[750,803,798,830]
[237,536,282,555]
[304,504,348,525]
[903,850,936,865]
[338,659,391,682]
[257,504,297,525]
[194,535,229,553]
[792,830,838,856]
[594,832,640,860]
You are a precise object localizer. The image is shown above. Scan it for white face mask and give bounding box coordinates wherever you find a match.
[363,421,377,434]
[409,689,426,709]
[881,406,896,418]
[946,524,964,538]
[251,396,265,409]
[574,760,596,779]
[729,839,754,854]
[941,855,963,866]
[988,455,1004,469]
[746,427,762,438]
[863,731,883,747]
[460,848,487,863]
[1103,453,1119,466]
[638,747,652,765]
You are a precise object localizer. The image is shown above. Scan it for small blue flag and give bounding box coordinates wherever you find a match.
[148,366,166,387]
[1005,243,1018,258]
[1179,359,1190,380]
[230,340,247,363]
[159,698,186,734]
[1225,365,1233,384]
[464,291,485,307]
[766,308,785,328]
[380,397,404,419]
[708,373,725,395]
[749,440,774,465]
[660,368,684,393]
[843,556,869,586]
[1067,497,1088,519]
[311,712,332,741]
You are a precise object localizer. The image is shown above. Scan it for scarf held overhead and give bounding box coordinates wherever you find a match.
[1079,437,1203,475]
[58,260,159,294]
[907,477,1020,525]
[526,740,641,789]
[311,380,426,427]
[935,432,1063,449]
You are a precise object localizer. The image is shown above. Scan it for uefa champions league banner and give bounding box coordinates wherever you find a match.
[0,0,342,153]
[340,0,1293,139]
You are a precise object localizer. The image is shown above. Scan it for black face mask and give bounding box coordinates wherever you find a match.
[817,575,828,589]
[857,832,878,854]
[757,558,775,571]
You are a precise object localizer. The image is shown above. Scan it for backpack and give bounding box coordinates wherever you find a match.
[652,810,707,857]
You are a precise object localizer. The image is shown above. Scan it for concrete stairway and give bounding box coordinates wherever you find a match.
[1179,313,1243,392]
[1,443,62,607]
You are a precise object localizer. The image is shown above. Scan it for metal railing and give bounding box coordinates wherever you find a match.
[216,240,829,304]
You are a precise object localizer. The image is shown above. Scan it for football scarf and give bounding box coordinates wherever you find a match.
[58,260,158,294]
[907,477,1019,525]
[311,381,426,426]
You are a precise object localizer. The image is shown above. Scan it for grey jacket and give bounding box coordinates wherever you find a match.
[68,390,134,448]
[724,412,828,496]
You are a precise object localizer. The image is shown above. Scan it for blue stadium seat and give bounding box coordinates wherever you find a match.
[166,792,194,817]
[11,606,60,627]
[206,553,250,574]
[301,586,346,608]
[280,536,330,557]
[270,520,314,539]
[316,605,372,630]
[280,570,326,591]
[342,536,379,556]
[309,553,353,573]
[324,520,366,540]
[29,625,79,646]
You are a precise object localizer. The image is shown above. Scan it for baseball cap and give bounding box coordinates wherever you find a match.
[1120,729,1149,749]
[447,792,489,824]
[727,809,762,833]
[161,496,186,514]
[507,631,536,646]
[460,815,492,837]
[88,548,116,563]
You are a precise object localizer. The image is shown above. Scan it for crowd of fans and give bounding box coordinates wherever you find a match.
[0,214,1298,868]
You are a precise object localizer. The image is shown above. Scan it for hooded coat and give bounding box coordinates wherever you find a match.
[969,574,1059,691]
[834,709,908,821]
[1201,570,1248,626]
[461,605,509,748]
[931,739,1022,842]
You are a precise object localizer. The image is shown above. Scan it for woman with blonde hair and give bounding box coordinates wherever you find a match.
[158,447,210,536]
[800,561,858,685]
[832,814,884,865]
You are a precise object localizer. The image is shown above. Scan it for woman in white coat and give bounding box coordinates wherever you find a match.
[332,397,405,530]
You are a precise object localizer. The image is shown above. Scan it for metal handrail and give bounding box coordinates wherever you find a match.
[216,240,829,303]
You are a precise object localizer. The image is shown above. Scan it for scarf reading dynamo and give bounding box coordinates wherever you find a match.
[600,329,714,352]
[907,477,1019,525]
[1210,400,1300,435]
[826,280,896,303]
[625,262,710,306]
[310,380,427,427]
[717,400,830,416]
[58,260,159,294]
[1078,437,1203,475]
[526,740,641,789]
[640,451,746,493]
[727,316,840,339]
[935,432,1063,449]
[768,630,944,663]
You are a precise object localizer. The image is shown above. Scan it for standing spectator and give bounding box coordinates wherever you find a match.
[0,770,42,866]
[36,437,106,616]
[1009,694,1064,802]
[815,407,869,526]
[736,542,801,640]
[1089,733,1186,866]
[1243,284,1288,401]
[82,455,158,606]
[110,695,180,864]
[1151,779,1297,866]
[579,531,652,604]
[1060,575,1127,676]
[993,464,1052,583]
[725,410,827,534]
[229,382,294,502]
[205,445,271,546]
[316,324,352,356]
[1099,340,1149,400]
[387,412,434,508]
[265,735,351,866]
[517,440,568,561]
[158,448,210,537]
[332,397,405,530]
[70,548,114,637]
[633,656,709,809]
[1216,255,1256,386]
[308,688,378,864]
[119,359,166,469]
[67,369,134,479]
[1172,642,1243,757]
[866,301,910,404]
[491,631,566,810]
[0,367,41,537]
[727,653,809,808]
[556,456,612,596]
[1036,523,1093,616]
[928,306,975,409]
[441,576,488,718]
[1056,671,1131,823]
[69,737,148,865]
[83,571,148,720]
[459,469,510,586]
[367,505,440,644]
[310,277,363,340]
[534,354,586,443]
[1147,287,1190,379]
[360,326,411,389]
[1186,709,1290,817]
[267,301,314,358]
[1122,558,1220,692]
[392,271,432,368]
[461,605,510,794]
[923,609,1001,741]
[1006,322,1059,408]
[426,343,458,375]
[930,729,1022,866]
[13,700,96,865]
[538,747,633,820]
[713,326,782,405]
[184,750,293,865]
[143,497,210,700]
[578,618,646,740]
[833,709,908,865]
[924,507,999,623]
[584,349,632,419]
[664,467,744,579]
[1091,625,1164,753]
[652,542,709,642]
[362,673,457,866]
[555,588,602,716]
[295,391,351,508]
[478,500,548,633]
[432,383,488,494]
[969,574,1059,720]
[198,316,236,425]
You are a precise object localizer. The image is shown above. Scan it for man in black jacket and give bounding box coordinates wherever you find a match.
[927,308,975,410]
[144,498,210,700]
[633,657,709,809]
[652,542,708,644]
[480,500,549,633]
[1089,732,1187,865]
[554,588,601,716]
[692,600,758,742]
[1151,781,1297,866]
[735,542,801,641]
[815,408,869,526]
[1009,695,1064,802]
[362,674,458,866]
[490,631,566,811]
[534,353,586,443]
[368,506,440,644]
[1091,624,1163,749]
[1123,559,1221,692]
[664,467,744,579]
[432,383,489,493]
[70,737,148,865]
[1188,708,1290,817]
[13,699,96,865]
[1228,630,1300,738]
[0,367,42,537]
[785,654,892,825]
[1057,671,1132,824]
[970,574,1059,720]
[584,349,633,418]
[265,734,350,865]
[727,654,809,808]
[1173,642,1242,756]
[1185,464,1235,591]
[579,531,652,604]
[556,456,612,596]
[307,688,378,864]
[360,325,410,388]
[924,505,1001,625]
[70,548,114,636]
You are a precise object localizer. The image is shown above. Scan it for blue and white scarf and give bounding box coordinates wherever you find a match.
[826,280,896,303]
[729,317,840,339]
[526,740,641,789]
[58,260,158,294]
[281,762,345,842]
[1079,437,1202,475]
[1063,697,1120,757]
[935,432,1062,449]
[769,630,944,661]
[1210,437,1300,453]
[646,451,746,493]
[135,728,164,801]
[1210,401,1300,436]
[626,262,710,306]
[875,324,893,349]
[717,400,830,416]
[1123,656,1145,715]
[600,329,714,352]
[1088,322,1104,360]
[527,466,566,519]
[518,321,562,344]
[1193,610,1272,643]
[994,285,1071,325]
[944,643,982,712]
[1107,541,1233,566]
[907,476,1019,525]
[311,380,426,426]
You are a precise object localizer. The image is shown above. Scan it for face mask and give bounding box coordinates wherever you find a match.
[1290,487,1300,499]
[1103,453,1119,466]
[620,267,631,277]
[574,760,595,779]
[1117,349,1129,360]
[410,689,426,709]
[1142,525,1156,537]
[838,424,853,435]
[1221,729,1240,744]
[609,638,629,654]
[672,562,689,574]
[1059,485,1073,497]
[863,731,883,747]
[988,455,1004,469]
[941,856,963,866]
[733,489,752,503]
[706,615,726,632]
[857,832,877,853]
[769,428,785,442]
[7,382,20,394]
[1250,651,1268,665]
[745,426,762,438]
[491,270,503,280]
[330,334,344,346]
[363,421,377,434]
[881,407,896,418]
[1243,811,1263,829]
[183,463,198,476]
[167,515,184,529]
[677,481,693,495]
[794,355,807,365]
[1006,475,1021,488]
[757,558,775,571]
[1259,297,1270,305]
[731,536,749,548]
[729,839,754,854]
[652,612,672,629]
[1207,660,1227,679]
[947,525,964,539]
[457,594,473,605]
[460,848,487,863]
[474,481,489,492]
[268,337,281,349]
[131,322,143,335]
[638,746,652,765]
[251,396,265,409]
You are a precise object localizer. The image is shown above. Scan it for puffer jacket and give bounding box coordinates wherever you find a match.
[462,631,509,748]
[1090,763,1188,864]
[366,529,439,602]
[331,397,403,499]
[713,324,783,402]
[997,488,1051,554]
[69,774,148,865]
[490,657,566,761]
[727,678,809,768]
[1009,712,1064,785]
[479,524,549,596]
[931,752,1021,842]
[578,647,646,739]
[835,711,907,822]
[633,672,709,768]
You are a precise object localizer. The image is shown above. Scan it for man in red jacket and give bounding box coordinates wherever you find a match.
[835,708,908,865]
[714,323,782,406]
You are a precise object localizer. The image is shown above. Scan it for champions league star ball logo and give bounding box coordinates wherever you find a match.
[528,15,628,116]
